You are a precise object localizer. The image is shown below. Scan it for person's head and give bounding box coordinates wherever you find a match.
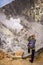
[31,34,35,39]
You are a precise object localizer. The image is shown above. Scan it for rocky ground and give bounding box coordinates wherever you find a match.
[0,50,43,65]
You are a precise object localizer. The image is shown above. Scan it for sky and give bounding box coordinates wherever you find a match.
[0,0,14,8]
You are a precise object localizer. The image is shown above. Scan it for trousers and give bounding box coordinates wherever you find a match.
[31,49,35,62]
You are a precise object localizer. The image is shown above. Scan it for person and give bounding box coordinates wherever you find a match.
[27,35,36,63]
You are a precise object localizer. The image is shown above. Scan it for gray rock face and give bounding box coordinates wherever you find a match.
[0,13,43,56]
